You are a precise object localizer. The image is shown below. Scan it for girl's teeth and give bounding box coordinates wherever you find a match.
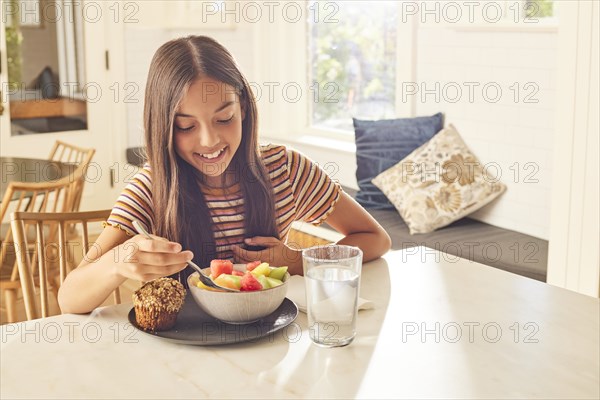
[201,149,223,159]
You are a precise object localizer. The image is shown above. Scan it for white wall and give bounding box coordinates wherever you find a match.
[415,27,557,240]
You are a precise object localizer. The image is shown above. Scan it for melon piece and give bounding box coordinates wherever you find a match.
[251,262,271,277]
[196,280,218,292]
[210,260,233,279]
[189,275,199,286]
[246,260,261,271]
[240,272,262,291]
[213,274,241,290]
[266,277,283,288]
[256,275,270,290]
[269,266,288,281]
[231,270,244,277]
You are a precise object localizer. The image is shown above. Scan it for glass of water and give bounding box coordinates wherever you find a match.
[302,245,363,347]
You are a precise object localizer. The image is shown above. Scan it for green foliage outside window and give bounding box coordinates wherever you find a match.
[310,1,397,130]
[525,0,554,18]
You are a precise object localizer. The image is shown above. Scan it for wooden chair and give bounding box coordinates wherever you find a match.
[0,179,78,322]
[10,209,121,320]
[48,141,95,212]
[0,145,94,322]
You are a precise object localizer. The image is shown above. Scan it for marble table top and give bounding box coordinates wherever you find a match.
[1,247,598,399]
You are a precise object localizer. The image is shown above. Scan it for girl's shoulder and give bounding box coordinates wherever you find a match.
[122,162,153,195]
[259,143,289,170]
[134,162,153,181]
[259,143,316,174]
[259,143,309,165]
[259,143,287,159]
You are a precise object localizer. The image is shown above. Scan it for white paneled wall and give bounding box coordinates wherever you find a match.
[123,28,167,147]
[415,27,557,239]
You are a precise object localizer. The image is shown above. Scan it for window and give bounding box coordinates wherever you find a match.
[308,1,398,133]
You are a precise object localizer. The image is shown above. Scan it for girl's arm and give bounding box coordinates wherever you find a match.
[58,226,193,314]
[325,191,392,262]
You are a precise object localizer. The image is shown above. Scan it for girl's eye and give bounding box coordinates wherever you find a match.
[175,125,194,132]
[217,115,234,124]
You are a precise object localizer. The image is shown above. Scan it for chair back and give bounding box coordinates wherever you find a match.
[10,209,120,320]
[48,141,95,211]
[1,179,76,269]
[48,140,95,165]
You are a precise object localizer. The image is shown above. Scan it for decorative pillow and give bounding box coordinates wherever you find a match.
[354,113,444,209]
[372,124,506,234]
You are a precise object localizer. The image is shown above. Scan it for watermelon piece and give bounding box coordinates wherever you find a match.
[231,270,244,277]
[210,260,233,279]
[240,272,263,291]
[246,261,261,271]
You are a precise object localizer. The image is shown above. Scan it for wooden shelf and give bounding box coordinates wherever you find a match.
[9,98,87,119]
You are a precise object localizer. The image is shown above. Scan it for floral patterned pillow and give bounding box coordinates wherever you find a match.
[372,125,506,234]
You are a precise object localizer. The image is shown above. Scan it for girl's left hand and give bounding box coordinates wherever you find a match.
[231,237,303,275]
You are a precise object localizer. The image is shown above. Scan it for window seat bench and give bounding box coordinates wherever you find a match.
[322,186,549,282]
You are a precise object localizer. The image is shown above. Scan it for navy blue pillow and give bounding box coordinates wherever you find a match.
[353,113,444,209]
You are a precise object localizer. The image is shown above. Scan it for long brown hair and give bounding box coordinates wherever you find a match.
[143,36,279,284]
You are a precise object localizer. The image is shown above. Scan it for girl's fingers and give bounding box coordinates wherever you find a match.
[231,245,257,263]
[132,235,183,253]
[126,262,189,281]
[132,250,194,266]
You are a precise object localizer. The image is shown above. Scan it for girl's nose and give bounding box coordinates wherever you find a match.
[197,125,220,148]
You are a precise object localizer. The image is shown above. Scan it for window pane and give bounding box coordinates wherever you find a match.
[308,1,397,132]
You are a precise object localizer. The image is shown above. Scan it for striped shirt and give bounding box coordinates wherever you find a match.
[106,144,342,260]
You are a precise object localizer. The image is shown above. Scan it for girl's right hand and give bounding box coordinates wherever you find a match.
[111,234,193,281]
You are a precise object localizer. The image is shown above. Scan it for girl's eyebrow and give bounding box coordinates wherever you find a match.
[214,101,234,113]
[175,101,235,118]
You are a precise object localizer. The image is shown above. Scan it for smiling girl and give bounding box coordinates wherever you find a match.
[59,36,390,314]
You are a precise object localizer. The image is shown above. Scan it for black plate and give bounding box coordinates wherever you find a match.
[128,295,298,345]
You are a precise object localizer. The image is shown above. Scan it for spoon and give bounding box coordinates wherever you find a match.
[132,220,237,292]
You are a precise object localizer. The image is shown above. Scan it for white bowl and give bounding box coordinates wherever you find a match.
[187,268,289,324]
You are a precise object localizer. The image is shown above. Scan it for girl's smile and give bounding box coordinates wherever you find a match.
[193,145,228,162]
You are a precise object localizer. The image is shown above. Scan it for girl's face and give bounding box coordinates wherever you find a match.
[173,76,244,186]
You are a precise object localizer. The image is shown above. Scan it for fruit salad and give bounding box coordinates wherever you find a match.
[193,260,288,292]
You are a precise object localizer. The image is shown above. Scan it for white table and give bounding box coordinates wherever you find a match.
[1,248,598,399]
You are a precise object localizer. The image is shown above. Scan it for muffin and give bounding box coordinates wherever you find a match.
[133,277,186,331]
